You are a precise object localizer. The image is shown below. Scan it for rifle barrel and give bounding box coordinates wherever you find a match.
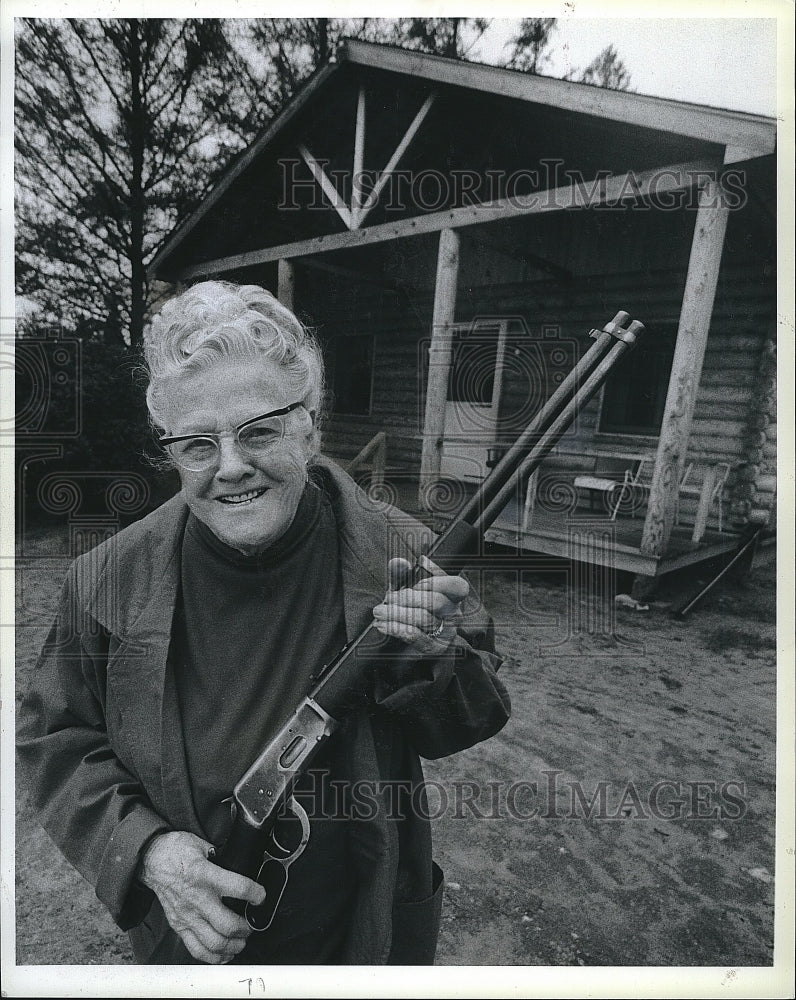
[452,311,628,531]
[473,329,642,533]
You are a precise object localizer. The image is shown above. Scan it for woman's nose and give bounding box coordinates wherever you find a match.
[214,435,255,479]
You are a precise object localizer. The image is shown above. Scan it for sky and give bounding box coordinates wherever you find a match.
[473,17,779,117]
[1,4,787,118]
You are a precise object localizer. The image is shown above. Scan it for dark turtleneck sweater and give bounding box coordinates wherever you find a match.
[173,476,354,956]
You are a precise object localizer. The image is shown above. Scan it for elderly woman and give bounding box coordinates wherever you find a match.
[17,281,510,966]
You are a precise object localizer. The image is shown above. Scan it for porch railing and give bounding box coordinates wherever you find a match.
[344,431,387,487]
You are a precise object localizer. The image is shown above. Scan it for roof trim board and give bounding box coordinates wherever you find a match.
[340,39,775,154]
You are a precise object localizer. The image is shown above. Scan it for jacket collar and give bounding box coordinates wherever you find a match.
[314,459,434,640]
[82,491,188,640]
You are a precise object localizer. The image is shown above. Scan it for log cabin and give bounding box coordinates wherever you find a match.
[148,39,776,595]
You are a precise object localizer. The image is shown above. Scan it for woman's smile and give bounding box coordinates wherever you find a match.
[215,487,269,505]
[160,356,313,554]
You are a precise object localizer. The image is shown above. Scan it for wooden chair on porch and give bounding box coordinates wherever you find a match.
[607,459,651,520]
[519,457,734,542]
[612,459,731,542]
[522,454,643,531]
[573,456,643,518]
[611,460,705,528]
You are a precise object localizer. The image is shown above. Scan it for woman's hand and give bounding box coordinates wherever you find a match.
[137,830,265,964]
[372,556,470,657]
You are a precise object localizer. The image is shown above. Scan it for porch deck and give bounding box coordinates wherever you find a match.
[345,465,740,581]
[482,494,739,578]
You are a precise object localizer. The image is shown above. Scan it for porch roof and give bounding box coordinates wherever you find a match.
[149,39,775,282]
[340,39,775,149]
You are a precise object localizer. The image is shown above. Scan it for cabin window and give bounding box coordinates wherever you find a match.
[599,325,677,436]
[329,334,374,415]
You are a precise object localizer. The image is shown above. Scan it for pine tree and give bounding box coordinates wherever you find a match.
[15,18,251,346]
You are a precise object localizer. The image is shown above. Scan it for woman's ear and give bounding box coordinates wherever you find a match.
[299,408,317,458]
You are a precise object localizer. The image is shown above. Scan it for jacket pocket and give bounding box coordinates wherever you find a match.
[387,861,444,965]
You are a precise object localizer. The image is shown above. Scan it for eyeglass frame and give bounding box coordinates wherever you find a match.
[158,400,306,471]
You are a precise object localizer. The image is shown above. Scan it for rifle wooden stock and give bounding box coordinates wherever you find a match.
[214,310,646,923]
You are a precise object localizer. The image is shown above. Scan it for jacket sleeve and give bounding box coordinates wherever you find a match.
[371,577,511,759]
[16,562,169,930]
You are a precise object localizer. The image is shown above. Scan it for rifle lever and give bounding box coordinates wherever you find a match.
[244,795,311,932]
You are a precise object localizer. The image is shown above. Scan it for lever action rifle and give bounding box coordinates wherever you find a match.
[214,310,647,930]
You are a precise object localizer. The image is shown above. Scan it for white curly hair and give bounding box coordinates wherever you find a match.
[143,280,324,453]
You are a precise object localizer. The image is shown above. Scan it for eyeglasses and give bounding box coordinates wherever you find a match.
[159,401,305,472]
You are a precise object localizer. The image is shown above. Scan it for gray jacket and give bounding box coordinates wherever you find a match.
[17,458,510,964]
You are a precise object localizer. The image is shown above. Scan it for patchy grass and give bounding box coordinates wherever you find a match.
[703,626,777,655]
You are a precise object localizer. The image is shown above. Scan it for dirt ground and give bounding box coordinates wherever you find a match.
[13,522,778,968]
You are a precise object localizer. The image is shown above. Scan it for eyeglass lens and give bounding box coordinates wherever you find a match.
[167,415,286,470]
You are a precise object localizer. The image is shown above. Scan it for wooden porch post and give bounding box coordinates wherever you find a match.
[419,228,460,504]
[277,258,295,311]
[634,176,730,594]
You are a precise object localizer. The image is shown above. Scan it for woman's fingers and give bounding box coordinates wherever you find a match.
[387,557,469,595]
[206,862,266,908]
[139,830,266,963]
[182,925,245,965]
[177,866,261,948]
[384,559,469,604]
[183,906,249,957]
[372,616,455,656]
[413,573,469,600]
[181,927,219,964]
[378,558,468,653]
[388,557,413,591]
[373,603,462,631]
[381,587,465,619]
[195,894,251,942]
